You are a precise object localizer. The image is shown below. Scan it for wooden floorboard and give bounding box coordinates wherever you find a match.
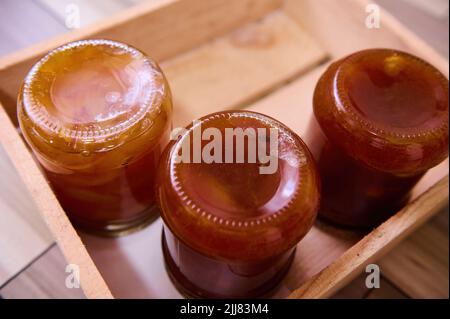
[0,0,448,298]
[0,244,86,299]
[0,145,54,287]
[0,0,67,57]
[379,208,449,298]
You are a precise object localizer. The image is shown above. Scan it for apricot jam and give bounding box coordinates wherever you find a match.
[309,49,448,228]
[18,40,172,236]
[156,111,320,298]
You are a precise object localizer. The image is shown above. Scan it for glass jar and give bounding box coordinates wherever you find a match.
[18,39,172,236]
[309,48,448,228]
[157,111,320,298]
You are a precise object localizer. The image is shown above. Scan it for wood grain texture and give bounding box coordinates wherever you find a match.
[332,274,370,299]
[333,210,449,299]
[0,0,283,299]
[377,0,449,58]
[289,176,449,299]
[331,273,408,299]
[365,278,408,299]
[0,0,67,57]
[38,0,142,28]
[0,0,282,125]
[378,209,449,298]
[283,0,449,77]
[0,0,448,298]
[162,11,327,126]
[0,0,64,288]
[0,106,112,299]
[0,145,54,287]
[246,62,448,298]
[0,244,86,299]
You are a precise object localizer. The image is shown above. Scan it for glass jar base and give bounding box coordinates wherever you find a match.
[161,230,295,299]
[71,205,160,237]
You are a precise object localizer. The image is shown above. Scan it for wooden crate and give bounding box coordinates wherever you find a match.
[0,0,448,299]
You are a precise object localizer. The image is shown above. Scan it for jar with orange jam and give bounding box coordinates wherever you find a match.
[156,111,320,298]
[309,49,448,228]
[18,40,172,235]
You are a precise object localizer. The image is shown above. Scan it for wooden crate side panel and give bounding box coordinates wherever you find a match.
[288,176,449,299]
[283,0,449,76]
[0,106,113,299]
[162,11,327,127]
[0,0,282,125]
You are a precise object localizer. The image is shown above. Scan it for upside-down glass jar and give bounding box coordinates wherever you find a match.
[309,48,449,228]
[18,39,172,236]
[156,111,320,298]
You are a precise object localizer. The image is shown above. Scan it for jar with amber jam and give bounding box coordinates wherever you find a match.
[309,49,448,228]
[156,111,320,298]
[18,40,172,235]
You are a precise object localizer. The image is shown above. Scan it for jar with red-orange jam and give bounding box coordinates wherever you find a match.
[309,49,448,228]
[18,40,172,235]
[156,111,320,298]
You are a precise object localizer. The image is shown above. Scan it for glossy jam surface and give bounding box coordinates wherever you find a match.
[18,40,172,235]
[157,111,320,298]
[345,52,447,129]
[310,49,449,228]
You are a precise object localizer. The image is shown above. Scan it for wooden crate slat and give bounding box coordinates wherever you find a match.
[288,176,449,299]
[162,11,327,126]
[245,57,449,297]
[0,244,86,299]
[0,145,54,286]
[0,105,113,298]
[246,63,325,136]
[378,210,449,298]
[283,0,449,77]
[0,0,447,299]
[0,0,282,125]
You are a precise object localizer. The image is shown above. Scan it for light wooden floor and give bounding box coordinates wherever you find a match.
[0,0,448,299]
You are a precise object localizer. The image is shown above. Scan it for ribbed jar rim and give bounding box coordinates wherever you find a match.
[314,48,449,175]
[158,111,320,261]
[21,39,165,152]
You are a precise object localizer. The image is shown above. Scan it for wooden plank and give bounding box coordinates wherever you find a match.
[0,145,54,286]
[332,209,449,299]
[400,0,449,19]
[331,272,409,299]
[0,244,86,299]
[246,62,326,138]
[288,176,449,299]
[273,222,362,297]
[0,0,67,57]
[38,0,140,28]
[376,0,449,58]
[0,0,447,299]
[283,0,449,76]
[162,11,327,126]
[0,105,113,299]
[0,0,282,298]
[378,209,449,298]
[331,273,369,299]
[0,0,63,288]
[0,0,282,125]
[365,277,408,299]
